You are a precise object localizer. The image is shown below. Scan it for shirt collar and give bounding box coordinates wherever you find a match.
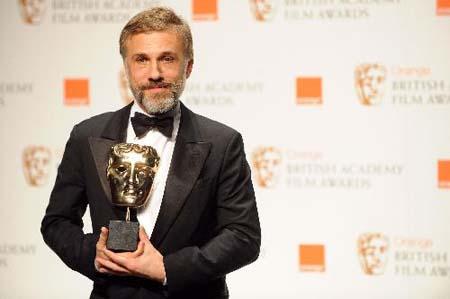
[130,100,181,120]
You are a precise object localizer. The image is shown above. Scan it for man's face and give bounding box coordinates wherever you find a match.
[123,31,193,114]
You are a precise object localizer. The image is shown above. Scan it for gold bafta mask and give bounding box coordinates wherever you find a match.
[355,64,387,106]
[249,0,277,21]
[251,146,282,188]
[23,145,52,187]
[18,0,46,25]
[357,233,389,275]
[107,143,159,208]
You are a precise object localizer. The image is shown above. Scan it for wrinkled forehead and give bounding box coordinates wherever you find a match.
[124,29,185,55]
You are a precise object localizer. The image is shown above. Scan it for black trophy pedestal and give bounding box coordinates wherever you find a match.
[107,220,139,252]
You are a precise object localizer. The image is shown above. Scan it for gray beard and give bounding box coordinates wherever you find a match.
[138,93,178,115]
[131,79,185,115]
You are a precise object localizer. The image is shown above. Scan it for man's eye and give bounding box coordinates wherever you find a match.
[162,56,174,62]
[136,56,148,63]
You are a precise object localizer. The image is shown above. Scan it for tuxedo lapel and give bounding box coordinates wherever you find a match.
[151,104,211,247]
[88,103,132,204]
[88,137,117,203]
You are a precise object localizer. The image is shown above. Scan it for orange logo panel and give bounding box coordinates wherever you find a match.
[296,77,322,105]
[64,79,89,106]
[299,244,325,272]
[193,0,218,21]
[437,0,450,16]
[438,160,450,188]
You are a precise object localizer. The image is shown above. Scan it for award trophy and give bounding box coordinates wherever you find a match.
[106,143,160,252]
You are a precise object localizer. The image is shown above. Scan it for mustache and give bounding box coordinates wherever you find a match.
[138,81,172,90]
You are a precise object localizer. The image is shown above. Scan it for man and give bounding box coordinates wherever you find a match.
[41,7,260,299]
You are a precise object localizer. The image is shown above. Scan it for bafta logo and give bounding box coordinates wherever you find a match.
[357,233,389,275]
[18,0,46,25]
[23,146,52,187]
[355,64,387,106]
[251,146,282,188]
[118,68,134,105]
[249,0,277,22]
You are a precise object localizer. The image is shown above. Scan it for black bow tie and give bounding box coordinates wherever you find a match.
[131,112,174,138]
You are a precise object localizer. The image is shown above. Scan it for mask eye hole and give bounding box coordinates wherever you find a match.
[136,168,149,179]
[116,166,127,173]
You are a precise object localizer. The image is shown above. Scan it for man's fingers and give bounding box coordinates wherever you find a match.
[127,241,145,258]
[95,227,133,276]
[139,227,157,253]
[136,240,145,254]
[96,256,130,274]
[98,227,109,246]
[104,249,130,268]
[139,226,150,243]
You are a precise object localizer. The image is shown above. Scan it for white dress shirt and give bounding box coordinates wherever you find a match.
[126,101,181,237]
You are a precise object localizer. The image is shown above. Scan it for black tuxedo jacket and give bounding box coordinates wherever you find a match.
[41,103,260,299]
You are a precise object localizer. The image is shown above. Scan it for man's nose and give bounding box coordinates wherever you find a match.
[148,60,162,81]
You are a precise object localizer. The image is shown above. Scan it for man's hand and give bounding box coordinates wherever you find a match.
[94,226,166,284]
[94,227,142,276]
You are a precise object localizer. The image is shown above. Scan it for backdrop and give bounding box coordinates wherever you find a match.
[1,0,450,298]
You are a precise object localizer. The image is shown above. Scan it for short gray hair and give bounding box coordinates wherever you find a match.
[119,7,193,61]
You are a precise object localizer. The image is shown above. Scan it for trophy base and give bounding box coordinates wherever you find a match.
[106,220,139,252]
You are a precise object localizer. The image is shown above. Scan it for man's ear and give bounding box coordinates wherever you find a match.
[185,59,194,78]
[122,59,128,76]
